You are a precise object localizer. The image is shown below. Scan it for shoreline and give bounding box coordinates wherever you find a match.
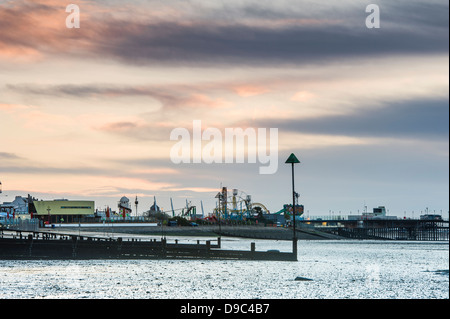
[42,224,344,240]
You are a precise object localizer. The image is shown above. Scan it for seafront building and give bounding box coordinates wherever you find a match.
[0,195,36,220]
[1,194,145,225]
[1,193,96,225]
[31,199,95,224]
[0,196,29,215]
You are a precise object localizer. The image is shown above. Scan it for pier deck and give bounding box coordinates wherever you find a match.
[301,219,449,241]
[0,230,297,261]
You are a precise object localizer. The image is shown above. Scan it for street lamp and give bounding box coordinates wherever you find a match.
[285,153,300,256]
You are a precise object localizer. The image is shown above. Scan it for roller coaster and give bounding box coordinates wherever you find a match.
[212,187,270,221]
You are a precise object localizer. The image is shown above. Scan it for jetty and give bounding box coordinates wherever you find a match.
[300,219,449,241]
[0,229,297,261]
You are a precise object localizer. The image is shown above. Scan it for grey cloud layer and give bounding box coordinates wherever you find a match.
[96,18,447,66]
[94,0,448,65]
[256,99,449,140]
[1,0,448,65]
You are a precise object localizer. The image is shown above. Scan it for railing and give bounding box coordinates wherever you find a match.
[326,224,449,241]
[73,216,159,223]
[1,218,39,231]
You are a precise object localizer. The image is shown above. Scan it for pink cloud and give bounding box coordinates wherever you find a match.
[233,85,270,97]
[0,103,35,112]
[290,91,315,102]
[0,0,100,61]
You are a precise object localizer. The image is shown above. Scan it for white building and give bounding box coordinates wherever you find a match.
[348,206,396,220]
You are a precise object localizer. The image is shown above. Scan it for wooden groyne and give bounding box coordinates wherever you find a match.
[0,230,297,261]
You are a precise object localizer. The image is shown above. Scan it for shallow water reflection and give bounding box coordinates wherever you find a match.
[1,239,448,299]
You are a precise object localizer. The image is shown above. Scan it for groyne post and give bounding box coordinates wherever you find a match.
[27,234,33,257]
[206,240,211,258]
[117,237,123,255]
[72,235,78,258]
[251,242,256,260]
[293,238,297,257]
[161,238,167,258]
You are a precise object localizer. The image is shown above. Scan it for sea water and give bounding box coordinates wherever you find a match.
[0,238,448,299]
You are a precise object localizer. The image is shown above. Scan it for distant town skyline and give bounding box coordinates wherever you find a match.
[1,0,448,218]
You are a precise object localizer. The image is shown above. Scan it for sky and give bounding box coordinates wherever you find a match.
[0,0,448,218]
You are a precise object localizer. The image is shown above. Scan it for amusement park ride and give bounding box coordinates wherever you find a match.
[209,186,303,222]
[212,187,268,221]
[150,185,304,223]
[154,187,274,222]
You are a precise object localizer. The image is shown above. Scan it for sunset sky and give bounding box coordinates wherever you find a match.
[0,0,448,218]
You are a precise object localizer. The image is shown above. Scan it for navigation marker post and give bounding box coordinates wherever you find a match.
[285,153,300,257]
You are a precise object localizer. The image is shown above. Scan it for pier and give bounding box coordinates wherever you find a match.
[299,219,449,241]
[0,230,297,261]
